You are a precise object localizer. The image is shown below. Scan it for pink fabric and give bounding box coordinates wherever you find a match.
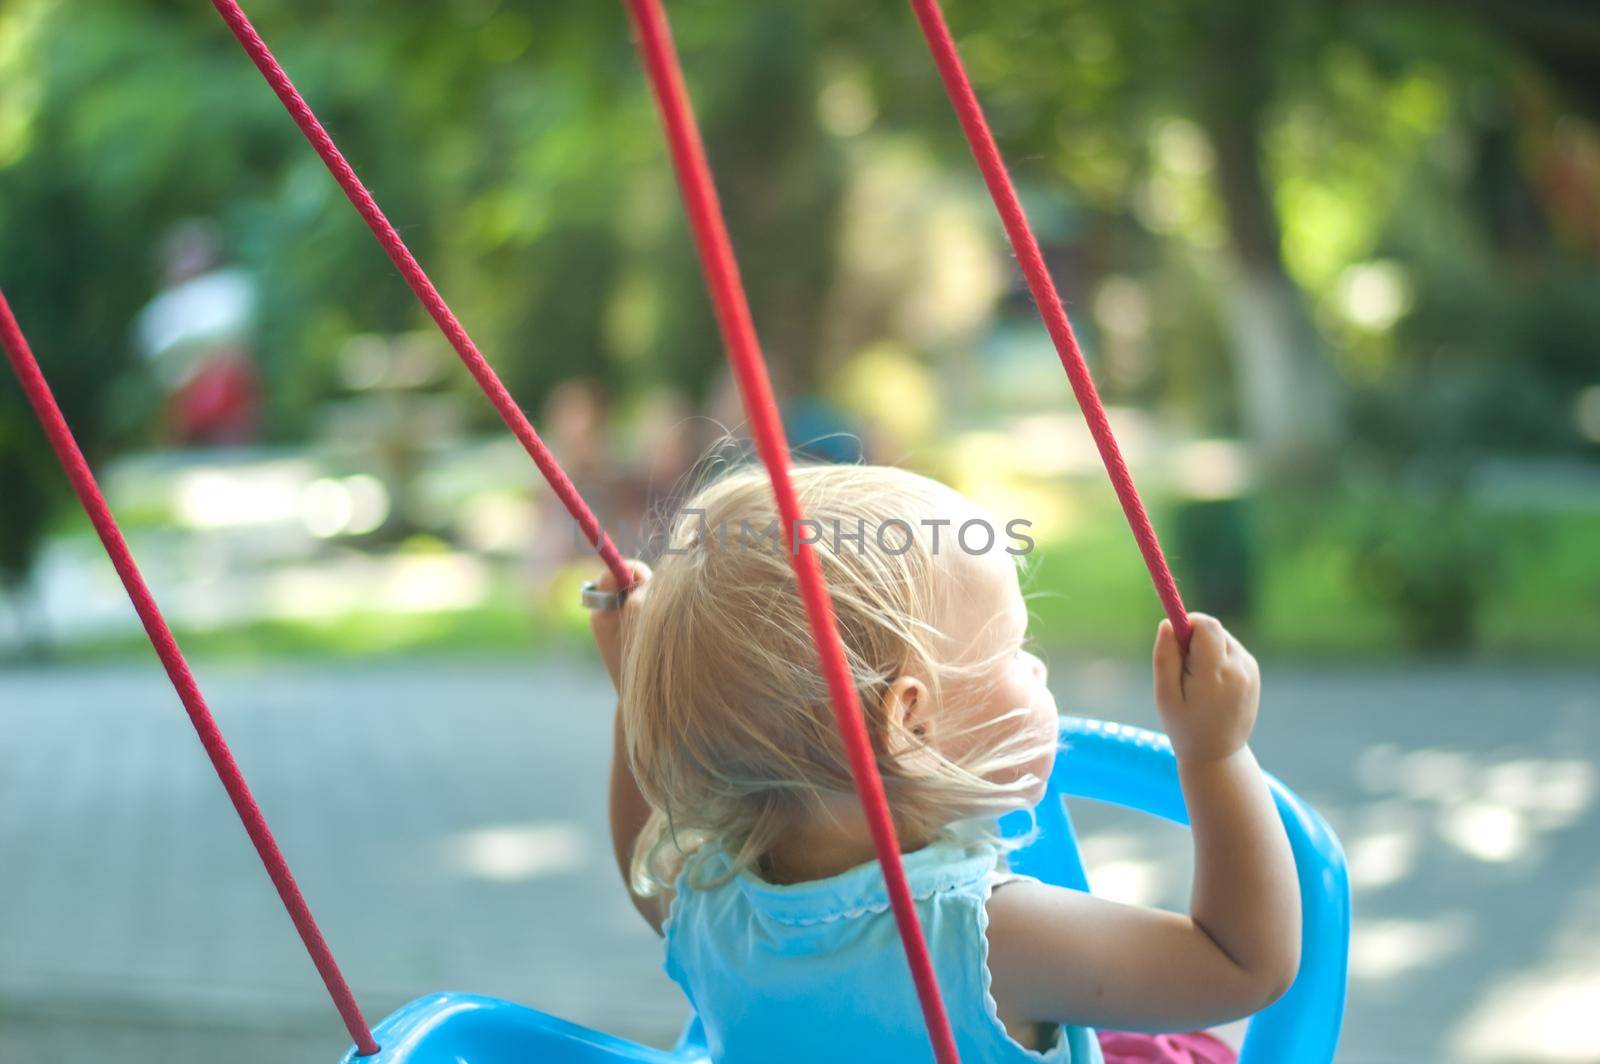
[1100,1030,1239,1064]
[170,349,261,445]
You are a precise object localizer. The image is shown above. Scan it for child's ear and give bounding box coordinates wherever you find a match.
[881,675,935,756]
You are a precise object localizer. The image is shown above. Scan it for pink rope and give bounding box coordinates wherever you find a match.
[206,0,630,590]
[622,3,961,1061]
[908,0,1192,647]
[0,289,380,1057]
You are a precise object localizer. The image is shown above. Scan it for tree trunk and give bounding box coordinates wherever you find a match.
[1400,0,1600,122]
[1195,0,1343,481]
[706,8,842,395]
[1223,266,1342,475]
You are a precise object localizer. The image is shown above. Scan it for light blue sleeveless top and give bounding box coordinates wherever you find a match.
[663,838,1104,1063]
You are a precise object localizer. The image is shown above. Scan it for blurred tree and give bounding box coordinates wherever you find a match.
[0,0,231,595]
[1399,0,1600,121]
[925,0,1594,479]
[1,0,1595,604]
[0,418,54,614]
[1189,0,1344,477]
[638,2,845,399]
[926,0,1344,479]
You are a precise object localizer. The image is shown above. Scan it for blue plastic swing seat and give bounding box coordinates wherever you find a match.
[341,718,1350,1064]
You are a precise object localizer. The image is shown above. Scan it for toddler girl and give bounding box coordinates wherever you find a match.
[590,464,1300,1063]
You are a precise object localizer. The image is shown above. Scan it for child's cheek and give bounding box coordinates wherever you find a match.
[1029,674,1060,741]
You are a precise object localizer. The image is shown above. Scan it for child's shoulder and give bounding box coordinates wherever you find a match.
[981,875,1111,1024]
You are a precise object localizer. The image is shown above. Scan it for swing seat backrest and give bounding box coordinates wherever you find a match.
[342,717,1349,1064]
[1003,718,1351,1063]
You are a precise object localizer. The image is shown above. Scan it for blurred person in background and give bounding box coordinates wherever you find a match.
[527,378,625,576]
[627,388,700,534]
[133,220,261,446]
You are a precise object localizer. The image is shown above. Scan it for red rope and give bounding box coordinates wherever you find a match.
[0,290,380,1057]
[622,3,961,1062]
[907,0,1192,647]
[206,0,630,590]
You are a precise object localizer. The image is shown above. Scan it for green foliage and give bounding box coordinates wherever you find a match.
[1170,497,1257,628]
[1,0,1596,652]
[0,417,53,588]
[1347,489,1501,653]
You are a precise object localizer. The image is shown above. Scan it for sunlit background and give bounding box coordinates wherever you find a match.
[1,1,1596,1061]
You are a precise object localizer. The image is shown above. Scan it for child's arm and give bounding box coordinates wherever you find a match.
[986,615,1301,1033]
[590,562,671,934]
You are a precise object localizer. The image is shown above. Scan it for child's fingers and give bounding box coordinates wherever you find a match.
[1186,612,1226,665]
[621,561,652,615]
[1153,619,1183,706]
[597,559,652,595]
[591,561,653,625]
[591,560,647,694]
[590,560,648,649]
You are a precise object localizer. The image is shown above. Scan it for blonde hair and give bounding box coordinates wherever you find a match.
[622,463,1043,892]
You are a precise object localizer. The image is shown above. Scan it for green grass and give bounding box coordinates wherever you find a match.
[1477,509,1600,656]
[53,600,591,666]
[1025,494,1600,661]
[37,496,1600,666]
[1022,523,1168,654]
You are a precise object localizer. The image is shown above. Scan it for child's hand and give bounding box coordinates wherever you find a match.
[590,560,650,695]
[993,615,1296,1034]
[1153,614,1259,765]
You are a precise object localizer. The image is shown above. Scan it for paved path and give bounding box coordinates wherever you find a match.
[1,658,1596,1063]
